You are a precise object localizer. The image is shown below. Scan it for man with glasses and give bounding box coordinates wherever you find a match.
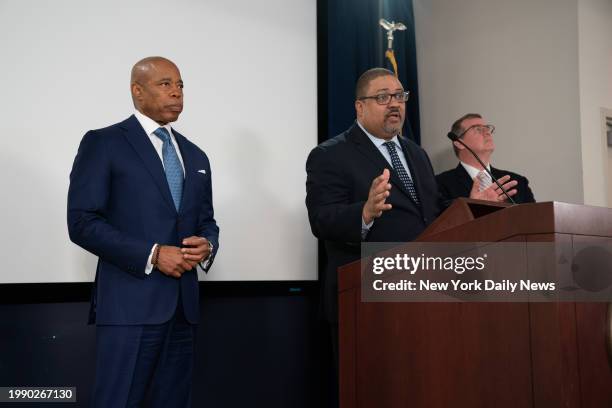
[436,113,535,204]
[305,70,515,403]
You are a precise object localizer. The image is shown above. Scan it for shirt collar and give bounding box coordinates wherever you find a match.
[356,121,401,150]
[134,110,173,137]
[460,161,491,180]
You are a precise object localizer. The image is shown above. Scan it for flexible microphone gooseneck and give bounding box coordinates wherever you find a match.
[447,132,516,204]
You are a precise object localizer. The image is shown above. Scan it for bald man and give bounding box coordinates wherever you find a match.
[68,57,219,407]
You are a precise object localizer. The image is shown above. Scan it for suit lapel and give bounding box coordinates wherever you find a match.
[490,166,502,181]
[349,124,389,171]
[455,164,474,195]
[349,124,421,212]
[120,115,176,213]
[173,131,196,216]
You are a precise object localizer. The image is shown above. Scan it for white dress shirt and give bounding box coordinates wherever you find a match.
[134,110,185,173]
[357,121,413,238]
[132,111,214,274]
[357,121,413,178]
[133,111,187,275]
[460,161,491,180]
[460,161,493,192]
[133,110,218,275]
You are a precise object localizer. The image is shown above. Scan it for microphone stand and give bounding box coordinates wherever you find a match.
[447,133,516,204]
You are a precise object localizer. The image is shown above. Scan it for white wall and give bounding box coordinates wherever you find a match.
[609,141,612,206]
[0,0,317,283]
[578,0,612,206]
[414,0,584,204]
[608,130,612,206]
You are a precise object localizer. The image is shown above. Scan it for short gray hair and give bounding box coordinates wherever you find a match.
[450,113,482,156]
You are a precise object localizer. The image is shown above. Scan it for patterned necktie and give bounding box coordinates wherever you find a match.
[383,141,420,205]
[477,170,492,192]
[154,127,184,211]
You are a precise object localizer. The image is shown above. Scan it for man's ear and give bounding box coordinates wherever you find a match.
[453,140,464,150]
[131,83,142,100]
[355,100,364,118]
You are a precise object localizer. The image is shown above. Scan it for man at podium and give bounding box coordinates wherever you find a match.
[305,68,518,378]
[436,113,535,204]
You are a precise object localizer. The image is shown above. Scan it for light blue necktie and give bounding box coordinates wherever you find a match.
[154,127,184,211]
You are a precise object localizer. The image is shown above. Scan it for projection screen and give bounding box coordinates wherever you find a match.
[0,0,317,283]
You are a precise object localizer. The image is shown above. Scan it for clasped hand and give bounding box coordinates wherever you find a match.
[156,236,211,279]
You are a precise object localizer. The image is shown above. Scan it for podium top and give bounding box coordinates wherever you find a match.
[418,199,612,242]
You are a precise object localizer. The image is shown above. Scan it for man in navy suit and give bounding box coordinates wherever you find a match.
[68,56,219,407]
[436,113,535,204]
[305,69,516,404]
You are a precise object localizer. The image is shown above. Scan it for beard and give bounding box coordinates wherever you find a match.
[382,113,404,135]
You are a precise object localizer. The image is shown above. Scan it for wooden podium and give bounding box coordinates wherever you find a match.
[338,200,612,408]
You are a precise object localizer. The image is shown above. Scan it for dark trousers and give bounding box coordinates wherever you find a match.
[92,296,195,408]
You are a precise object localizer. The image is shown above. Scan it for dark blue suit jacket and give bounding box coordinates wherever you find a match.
[68,115,219,325]
[306,123,444,322]
[436,163,535,204]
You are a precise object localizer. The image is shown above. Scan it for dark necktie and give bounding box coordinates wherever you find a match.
[383,141,420,205]
[154,127,184,211]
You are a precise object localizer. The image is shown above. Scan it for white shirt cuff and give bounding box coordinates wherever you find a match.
[361,218,374,240]
[144,244,157,275]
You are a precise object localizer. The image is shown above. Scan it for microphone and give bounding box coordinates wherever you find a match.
[447,132,516,204]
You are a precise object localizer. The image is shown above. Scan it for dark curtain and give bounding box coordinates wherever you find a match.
[319,0,420,144]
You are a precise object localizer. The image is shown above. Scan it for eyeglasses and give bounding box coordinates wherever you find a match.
[358,91,410,105]
[459,124,495,137]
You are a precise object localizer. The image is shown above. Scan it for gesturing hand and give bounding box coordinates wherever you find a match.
[470,174,518,202]
[362,169,393,224]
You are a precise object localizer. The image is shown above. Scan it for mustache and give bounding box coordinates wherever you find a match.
[385,108,402,118]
